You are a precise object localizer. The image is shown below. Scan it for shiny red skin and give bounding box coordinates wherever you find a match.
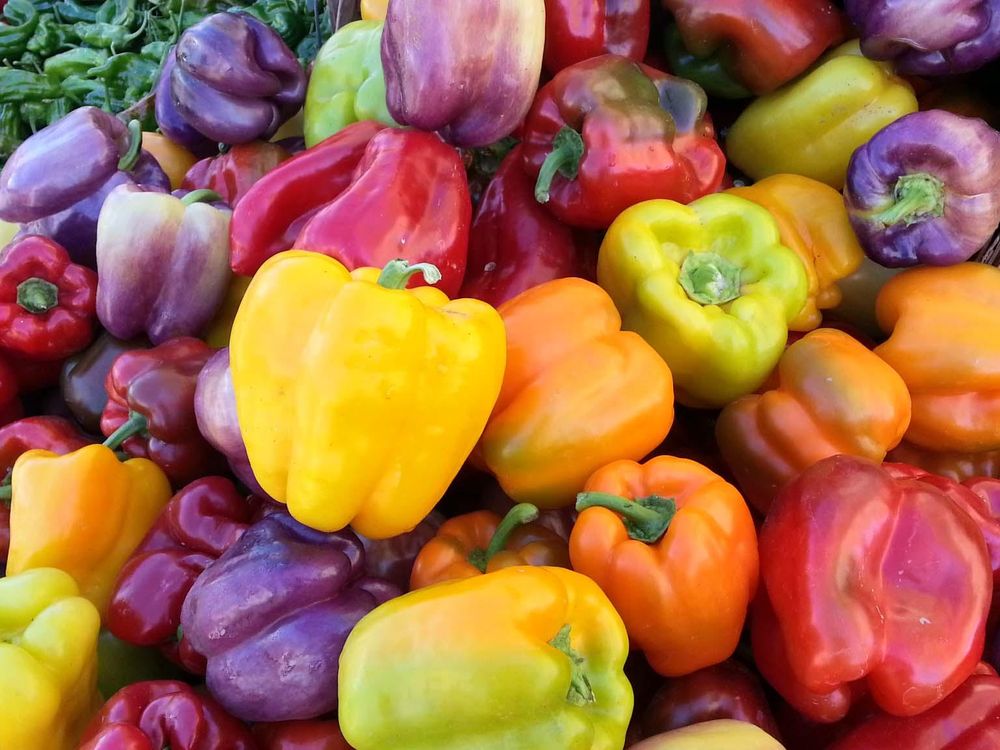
[80,680,256,750]
[754,455,992,723]
[0,235,97,361]
[253,721,352,750]
[100,337,222,484]
[181,141,290,208]
[229,121,385,276]
[543,0,650,74]
[0,415,90,477]
[294,128,471,298]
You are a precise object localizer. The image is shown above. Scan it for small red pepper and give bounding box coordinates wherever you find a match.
[543,0,650,74]
[0,235,97,361]
[181,141,291,208]
[252,720,352,750]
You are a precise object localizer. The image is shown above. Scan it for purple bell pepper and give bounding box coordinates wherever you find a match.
[844,110,1000,267]
[180,512,399,722]
[381,0,545,148]
[845,0,1000,75]
[156,13,307,153]
[357,511,445,591]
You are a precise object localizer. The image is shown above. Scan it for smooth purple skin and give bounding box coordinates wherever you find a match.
[844,109,1000,267]
[846,0,1000,75]
[155,51,219,157]
[358,511,445,591]
[180,514,400,721]
[381,0,545,148]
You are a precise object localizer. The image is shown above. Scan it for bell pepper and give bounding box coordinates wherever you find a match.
[630,720,785,750]
[359,511,445,591]
[181,512,399,721]
[60,332,149,435]
[96,630,188,700]
[887,441,1000,482]
[597,193,808,407]
[254,721,352,750]
[570,455,758,676]
[875,263,1000,454]
[715,328,911,513]
[460,145,599,307]
[339,566,634,750]
[477,277,674,508]
[521,55,726,229]
[726,42,918,189]
[0,568,101,750]
[79,680,256,750]
[0,416,89,482]
[181,141,290,209]
[382,0,544,148]
[845,110,1000,267]
[140,133,198,191]
[304,20,395,147]
[100,337,222,485]
[543,0,650,74]
[753,455,992,722]
[202,275,253,348]
[360,0,386,20]
[728,175,864,331]
[106,476,259,675]
[230,254,505,538]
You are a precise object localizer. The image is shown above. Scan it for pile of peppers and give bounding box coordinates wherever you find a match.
[1,1,1000,749]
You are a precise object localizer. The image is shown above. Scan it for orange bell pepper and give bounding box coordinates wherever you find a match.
[141,133,198,190]
[887,441,1000,482]
[410,503,570,589]
[875,263,1000,454]
[361,0,388,20]
[570,455,758,676]
[728,174,864,332]
[716,328,911,513]
[477,278,675,509]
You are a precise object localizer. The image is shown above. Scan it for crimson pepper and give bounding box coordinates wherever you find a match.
[0,234,97,361]
[100,337,222,484]
[79,680,256,750]
[521,54,726,229]
[543,0,651,74]
[253,721,352,750]
[0,415,90,478]
[181,141,291,208]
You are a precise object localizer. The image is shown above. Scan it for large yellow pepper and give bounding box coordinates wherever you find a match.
[726,42,918,189]
[0,568,101,750]
[6,445,171,618]
[230,253,506,539]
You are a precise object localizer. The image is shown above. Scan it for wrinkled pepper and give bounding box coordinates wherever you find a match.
[253,721,352,750]
[597,194,808,408]
[716,328,911,513]
[521,55,726,229]
[182,141,290,209]
[477,277,674,508]
[231,254,505,538]
[630,720,785,750]
[339,566,634,750]
[543,0,650,74]
[60,332,149,435]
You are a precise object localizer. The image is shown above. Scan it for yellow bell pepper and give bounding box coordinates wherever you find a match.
[140,132,198,190]
[6,445,172,618]
[361,0,388,21]
[629,720,785,750]
[726,42,918,189]
[0,568,101,750]
[202,274,253,348]
[230,253,506,539]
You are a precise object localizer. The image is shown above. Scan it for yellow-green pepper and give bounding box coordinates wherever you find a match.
[597,193,808,408]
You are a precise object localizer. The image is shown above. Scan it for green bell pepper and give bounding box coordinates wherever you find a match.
[663,25,752,100]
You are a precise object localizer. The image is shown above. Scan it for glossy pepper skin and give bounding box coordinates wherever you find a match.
[844,110,1000,267]
[630,720,785,750]
[478,278,674,508]
[293,128,472,298]
[0,568,101,750]
[339,566,634,750]
[0,416,88,479]
[716,328,911,513]
[382,0,545,148]
[0,235,97,361]
[753,455,992,723]
[254,721,352,750]
[60,333,148,434]
[181,512,400,721]
[598,194,808,408]
[875,263,1000,454]
[729,175,864,331]
[521,55,725,229]
[181,141,289,208]
[79,680,256,750]
[543,0,650,74]
[231,254,505,538]
[100,337,221,484]
[571,456,758,676]
[726,42,918,189]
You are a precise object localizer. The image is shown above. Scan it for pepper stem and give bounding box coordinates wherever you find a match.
[16,277,59,314]
[467,503,539,572]
[180,189,223,206]
[376,259,442,290]
[678,252,742,306]
[549,624,596,706]
[575,492,677,543]
[118,119,143,172]
[534,126,584,204]
[102,411,148,451]
[870,173,946,226]
[0,484,10,503]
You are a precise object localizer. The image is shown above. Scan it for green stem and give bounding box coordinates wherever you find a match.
[118,119,142,172]
[534,126,584,204]
[102,411,148,451]
[869,173,946,226]
[575,492,677,543]
[467,503,539,572]
[549,625,595,706]
[678,252,742,306]
[16,277,58,314]
[180,189,223,206]
[377,259,442,290]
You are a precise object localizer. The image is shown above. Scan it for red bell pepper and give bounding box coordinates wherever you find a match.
[459,145,598,307]
[293,128,472,298]
[229,120,386,276]
[543,0,650,74]
[100,337,222,484]
[0,235,97,361]
[181,141,291,208]
[0,415,90,478]
[754,454,992,723]
[253,721,352,750]
[79,680,256,750]
[521,55,726,229]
